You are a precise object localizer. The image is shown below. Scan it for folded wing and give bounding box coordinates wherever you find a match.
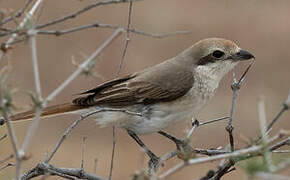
[73,63,194,107]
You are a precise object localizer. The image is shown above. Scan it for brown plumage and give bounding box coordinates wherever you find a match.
[73,61,194,106]
[8,56,194,122]
[9,103,86,121]
[3,38,254,126]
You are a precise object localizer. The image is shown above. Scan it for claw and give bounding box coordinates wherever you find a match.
[149,156,161,171]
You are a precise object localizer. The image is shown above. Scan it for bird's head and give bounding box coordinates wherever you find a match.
[181,38,254,81]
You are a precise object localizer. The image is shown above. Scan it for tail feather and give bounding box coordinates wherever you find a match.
[9,103,86,122]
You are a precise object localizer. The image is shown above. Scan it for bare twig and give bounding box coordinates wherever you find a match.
[193,148,229,156]
[266,92,289,133]
[158,162,186,179]
[258,96,275,172]
[159,145,262,179]
[81,136,87,171]
[0,0,43,61]
[210,135,290,179]
[269,137,290,151]
[0,134,7,142]
[272,150,290,153]
[0,154,14,164]
[29,30,42,97]
[21,162,107,180]
[199,116,229,126]
[93,158,98,174]
[189,145,261,165]
[255,91,289,143]
[116,2,133,76]
[45,28,122,103]
[227,63,253,152]
[0,163,14,172]
[108,126,116,180]
[37,24,191,39]
[3,112,22,180]
[109,2,133,179]
[0,0,34,26]
[255,172,290,180]
[21,29,44,153]
[36,0,140,30]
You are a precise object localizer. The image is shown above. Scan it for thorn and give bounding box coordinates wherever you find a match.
[191,119,199,127]
[226,125,234,133]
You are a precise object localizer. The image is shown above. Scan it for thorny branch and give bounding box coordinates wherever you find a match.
[227,62,254,152]
[21,162,107,180]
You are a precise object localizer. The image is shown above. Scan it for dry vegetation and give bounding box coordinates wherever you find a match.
[0,0,289,180]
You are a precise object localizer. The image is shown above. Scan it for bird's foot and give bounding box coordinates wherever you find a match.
[176,139,195,161]
[158,131,195,161]
[148,155,161,172]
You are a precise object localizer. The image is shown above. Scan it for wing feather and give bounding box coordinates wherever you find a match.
[73,63,194,107]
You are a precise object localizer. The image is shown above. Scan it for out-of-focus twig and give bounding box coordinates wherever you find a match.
[266,92,289,133]
[255,172,290,180]
[0,0,43,61]
[45,28,122,103]
[0,134,7,142]
[21,29,44,153]
[3,112,22,180]
[37,22,191,39]
[0,0,34,26]
[258,96,275,172]
[81,136,87,171]
[255,91,289,143]
[0,154,14,165]
[0,163,14,172]
[36,0,141,30]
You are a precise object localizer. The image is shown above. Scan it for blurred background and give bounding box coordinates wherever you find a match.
[0,0,289,179]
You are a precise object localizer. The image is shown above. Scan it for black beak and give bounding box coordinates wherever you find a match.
[233,49,255,61]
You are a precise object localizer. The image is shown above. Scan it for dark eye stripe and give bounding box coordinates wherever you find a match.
[197,54,215,65]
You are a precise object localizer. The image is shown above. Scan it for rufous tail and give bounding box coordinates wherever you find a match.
[1,103,87,123]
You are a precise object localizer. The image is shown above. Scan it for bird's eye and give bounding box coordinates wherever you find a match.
[212,50,225,59]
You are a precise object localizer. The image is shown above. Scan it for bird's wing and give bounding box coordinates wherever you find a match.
[73,63,194,107]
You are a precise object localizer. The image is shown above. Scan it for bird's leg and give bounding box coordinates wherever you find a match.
[158,117,199,145]
[158,130,195,161]
[158,131,184,147]
[127,130,160,170]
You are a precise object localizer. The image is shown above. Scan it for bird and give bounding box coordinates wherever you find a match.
[0,38,254,168]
